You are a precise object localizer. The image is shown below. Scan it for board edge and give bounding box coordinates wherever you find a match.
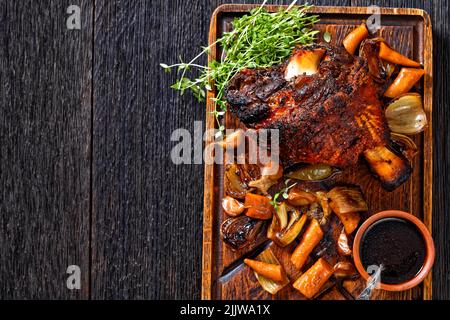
[201,4,434,301]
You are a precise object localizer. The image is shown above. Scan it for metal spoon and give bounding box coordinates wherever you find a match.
[357,264,383,300]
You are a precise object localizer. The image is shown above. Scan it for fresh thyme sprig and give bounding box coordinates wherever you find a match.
[270,179,297,211]
[161,0,319,136]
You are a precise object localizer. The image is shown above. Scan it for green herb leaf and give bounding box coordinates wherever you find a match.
[323,31,332,43]
[162,2,319,130]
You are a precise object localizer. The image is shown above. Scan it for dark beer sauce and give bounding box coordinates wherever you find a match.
[360,218,426,284]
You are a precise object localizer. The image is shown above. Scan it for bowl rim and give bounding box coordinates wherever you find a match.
[352,210,435,291]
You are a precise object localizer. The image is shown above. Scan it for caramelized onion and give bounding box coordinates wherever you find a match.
[327,186,368,215]
[267,203,307,247]
[224,163,260,199]
[220,216,263,251]
[315,191,331,225]
[390,133,418,161]
[287,188,317,206]
[385,93,427,135]
[224,164,247,199]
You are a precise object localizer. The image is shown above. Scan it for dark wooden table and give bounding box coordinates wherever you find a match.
[0,0,448,299]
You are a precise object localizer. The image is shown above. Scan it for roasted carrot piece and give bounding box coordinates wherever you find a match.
[384,68,425,98]
[332,210,361,234]
[379,42,421,67]
[290,219,324,270]
[244,193,275,220]
[293,258,334,299]
[342,23,369,54]
[244,258,285,283]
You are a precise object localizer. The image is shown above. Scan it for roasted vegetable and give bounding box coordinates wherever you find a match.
[384,68,425,98]
[385,93,427,135]
[224,164,248,199]
[252,248,290,295]
[244,193,275,220]
[273,202,289,230]
[337,228,352,256]
[244,258,286,283]
[249,161,283,195]
[287,188,317,206]
[335,212,360,235]
[378,42,421,67]
[333,261,358,278]
[224,163,259,199]
[364,146,412,191]
[291,219,324,270]
[327,186,366,234]
[359,38,387,83]
[222,196,245,217]
[391,133,419,161]
[267,203,308,247]
[315,191,331,225]
[293,258,334,299]
[327,186,368,215]
[285,47,326,80]
[285,164,334,181]
[343,23,369,55]
[220,216,264,250]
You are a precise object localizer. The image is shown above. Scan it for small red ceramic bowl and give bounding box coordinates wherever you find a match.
[353,210,435,291]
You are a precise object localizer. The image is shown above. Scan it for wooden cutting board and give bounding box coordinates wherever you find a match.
[202,5,433,300]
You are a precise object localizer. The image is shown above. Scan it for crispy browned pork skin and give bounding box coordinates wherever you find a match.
[225,42,411,190]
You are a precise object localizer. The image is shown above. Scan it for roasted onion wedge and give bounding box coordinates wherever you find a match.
[385,93,427,135]
[327,186,368,215]
[267,203,307,247]
[364,145,412,191]
[224,163,260,199]
[391,133,419,161]
[287,188,317,206]
[328,186,366,234]
[220,216,264,251]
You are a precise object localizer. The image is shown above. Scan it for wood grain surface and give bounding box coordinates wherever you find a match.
[0,0,92,299]
[0,0,448,300]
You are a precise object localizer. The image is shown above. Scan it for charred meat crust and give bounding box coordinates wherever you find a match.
[225,43,391,168]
